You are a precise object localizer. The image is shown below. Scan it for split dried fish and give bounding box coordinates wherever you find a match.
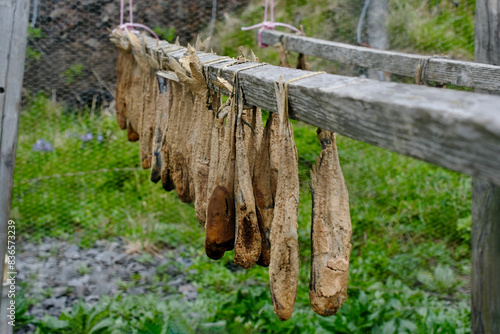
[309,129,352,316]
[269,77,300,321]
[205,79,236,259]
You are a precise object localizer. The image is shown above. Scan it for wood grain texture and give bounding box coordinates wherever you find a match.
[143,37,500,187]
[472,1,500,333]
[471,179,500,334]
[0,0,30,310]
[261,30,500,92]
[0,0,15,140]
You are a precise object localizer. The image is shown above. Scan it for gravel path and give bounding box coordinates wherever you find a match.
[16,237,198,332]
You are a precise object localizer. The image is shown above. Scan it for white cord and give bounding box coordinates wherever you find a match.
[208,0,217,40]
[356,0,372,45]
[31,0,39,27]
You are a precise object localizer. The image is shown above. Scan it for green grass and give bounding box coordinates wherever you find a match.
[13,0,477,331]
[209,0,475,75]
[14,93,471,332]
[13,93,204,249]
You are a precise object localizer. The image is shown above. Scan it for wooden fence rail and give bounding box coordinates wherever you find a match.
[260,30,500,92]
[145,37,500,187]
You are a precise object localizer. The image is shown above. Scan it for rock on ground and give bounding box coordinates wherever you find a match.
[16,237,196,333]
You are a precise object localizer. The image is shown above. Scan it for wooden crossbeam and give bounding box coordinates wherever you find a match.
[144,37,500,187]
[260,30,500,92]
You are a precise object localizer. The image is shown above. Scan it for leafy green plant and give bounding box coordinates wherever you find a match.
[26,46,42,61]
[153,27,177,42]
[77,263,92,276]
[417,264,462,295]
[35,302,113,334]
[62,64,85,84]
[14,289,35,327]
[28,27,45,39]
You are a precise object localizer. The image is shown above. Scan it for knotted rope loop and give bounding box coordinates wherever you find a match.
[241,0,301,47]
[113,0,159,40]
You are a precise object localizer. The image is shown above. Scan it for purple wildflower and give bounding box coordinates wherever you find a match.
[33,139,54,152]
[80,132,93,142]
[97,134,104,142]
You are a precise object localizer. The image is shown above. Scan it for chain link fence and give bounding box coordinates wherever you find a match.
[11,0,475,331]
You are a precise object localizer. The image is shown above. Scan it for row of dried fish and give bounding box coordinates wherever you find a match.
[110,30,352,320]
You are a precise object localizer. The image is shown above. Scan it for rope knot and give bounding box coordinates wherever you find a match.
[112,0,159,40]
[241,0,301,48]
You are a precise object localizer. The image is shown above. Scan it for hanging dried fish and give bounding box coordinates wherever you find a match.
[160,52,196,200]
[233,77,262,269]
[309,129,352,316]
[132,40,160,169]
[254,49,304,267]
[174,47,213,225]
[115,54,132,130]
[269,77,300,321]
[126,32,146,142]
[242,51,263,179]
[205,78,236,259]
[253,112,279,268]
[150,76,170,182]
[158,73,183,192]
[275,43,292,68]
[110,30,133,131]
[242,107,262,178]
[296,53,310,71]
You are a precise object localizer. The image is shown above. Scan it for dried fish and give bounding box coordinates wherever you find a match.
[269,77,300,320]
[309,129,352,316]
[160,53,195,200]
[253,112,279,267]
[150,75,172,183]
[233,78,262,269]
[132,41,160,169]
[126,32,145,142]
[205,81,236,259]
[175,47,214,225]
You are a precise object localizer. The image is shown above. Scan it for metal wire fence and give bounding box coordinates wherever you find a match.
[11,0,475,331]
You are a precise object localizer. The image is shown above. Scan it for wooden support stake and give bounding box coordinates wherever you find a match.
[471,180,500,333]
[0,0,30,329]
[260,30,500,92]
[472,1,500,333]
[365,0,390,81]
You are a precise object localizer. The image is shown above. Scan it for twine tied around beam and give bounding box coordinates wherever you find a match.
[282,71,325,124]
[415,55,449,86]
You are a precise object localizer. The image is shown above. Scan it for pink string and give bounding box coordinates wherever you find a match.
[241,0,301,47]
[114,0,159,40]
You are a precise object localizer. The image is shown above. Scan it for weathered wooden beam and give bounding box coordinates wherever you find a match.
[143,37,500,188]
[0,1,30,330]
[471,1,500,333]
[471,179,500,334]
[260,30,500,92]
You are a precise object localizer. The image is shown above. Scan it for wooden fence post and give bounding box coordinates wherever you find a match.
[366,0,390,81]
[0,0,30,328]
[472,0,500,333]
